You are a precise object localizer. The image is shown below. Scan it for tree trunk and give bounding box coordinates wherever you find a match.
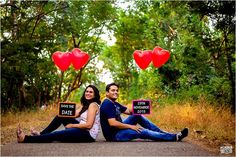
[10,0,17,40]
[226,53,235,113]
[7,78,14,109]
[63,68,83,101]
[36,91,41,108]
[18,80,26,110]
[224,30,235,113]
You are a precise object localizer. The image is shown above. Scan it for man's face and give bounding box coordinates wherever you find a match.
[106,85,119,101]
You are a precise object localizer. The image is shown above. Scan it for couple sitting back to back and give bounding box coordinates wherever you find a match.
[17,83,188,143]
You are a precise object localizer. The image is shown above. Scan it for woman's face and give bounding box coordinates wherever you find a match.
[85,87,95,100]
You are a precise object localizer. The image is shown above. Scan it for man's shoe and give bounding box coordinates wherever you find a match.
[176,128,188,141]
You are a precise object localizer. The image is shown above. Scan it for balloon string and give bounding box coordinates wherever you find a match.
[57,70,64,105]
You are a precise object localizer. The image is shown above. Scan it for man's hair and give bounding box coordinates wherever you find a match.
[106,83,119,92]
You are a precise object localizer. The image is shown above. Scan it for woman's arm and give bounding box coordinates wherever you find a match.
[66,103,98,129]
[75,105,83,117]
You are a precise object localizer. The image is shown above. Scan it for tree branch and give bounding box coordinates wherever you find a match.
[0,3,19,9]
[26,4,69,34]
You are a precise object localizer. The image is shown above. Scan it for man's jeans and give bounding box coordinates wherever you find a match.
[115,115,177,141]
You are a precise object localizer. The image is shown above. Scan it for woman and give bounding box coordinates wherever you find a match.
[17,85,101,143]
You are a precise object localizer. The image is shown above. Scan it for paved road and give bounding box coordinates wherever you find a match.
[1,131,217,156]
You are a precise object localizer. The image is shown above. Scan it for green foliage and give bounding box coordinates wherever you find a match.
[1,0,116,111]
[99,1,234,112]
[206,77,232,105]
[1,0,234,112]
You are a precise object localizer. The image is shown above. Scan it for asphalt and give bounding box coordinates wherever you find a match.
[1,130,217,156]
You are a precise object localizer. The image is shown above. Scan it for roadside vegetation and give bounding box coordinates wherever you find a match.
[2,98,234,155]
[147,98,235,154]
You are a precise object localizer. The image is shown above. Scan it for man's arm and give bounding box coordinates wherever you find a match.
[108,118,142,132]
[123,108,132,115]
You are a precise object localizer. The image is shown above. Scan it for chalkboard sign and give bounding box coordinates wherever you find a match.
[132,100,151,115]
[58,102,76,117]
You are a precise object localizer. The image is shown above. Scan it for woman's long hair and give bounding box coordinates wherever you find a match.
[79,85,101,116]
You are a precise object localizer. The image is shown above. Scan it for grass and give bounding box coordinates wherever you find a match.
[1,100,235,155]
[145,99,235,154]
[1,106,58,145]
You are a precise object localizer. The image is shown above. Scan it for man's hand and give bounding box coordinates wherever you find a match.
[129,125,143,133]
[123,108,133,115]
[108,118,143,132]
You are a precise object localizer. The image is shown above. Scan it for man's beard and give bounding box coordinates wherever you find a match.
[108,96,117,101]
[110,98,117,101]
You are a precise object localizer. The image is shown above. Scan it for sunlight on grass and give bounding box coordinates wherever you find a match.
[1,106,58,144]
[145,99,235,151]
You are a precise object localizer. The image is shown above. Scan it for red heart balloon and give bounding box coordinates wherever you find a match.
[133,50,152,70]
[152,46,170,68]
[52,51,72,71]
[71,48,90,70]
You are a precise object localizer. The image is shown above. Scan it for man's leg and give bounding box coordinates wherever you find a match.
[123,115,174,135]
[40,116,79,135]
[115,128,177,142]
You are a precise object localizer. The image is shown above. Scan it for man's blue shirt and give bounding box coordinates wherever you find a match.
[100,99,127,141]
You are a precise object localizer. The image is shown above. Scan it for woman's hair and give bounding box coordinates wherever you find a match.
[105,82,119,92]
[79,85,101,116]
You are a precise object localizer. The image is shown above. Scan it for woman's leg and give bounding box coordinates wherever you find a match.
[40,116,79,135]
[24,128,95,143]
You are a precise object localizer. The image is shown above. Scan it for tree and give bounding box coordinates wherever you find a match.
[1,0,116,111]
[188,1,235,112]
[1,1,61,110]
[100,0,234,110]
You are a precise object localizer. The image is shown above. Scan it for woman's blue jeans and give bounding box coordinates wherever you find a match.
[23,116,94,143]
[115,115,177,141]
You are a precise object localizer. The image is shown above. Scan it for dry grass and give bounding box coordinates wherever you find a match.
[144,100,235,154]
[1,101,235,155]
[1,106,58,145]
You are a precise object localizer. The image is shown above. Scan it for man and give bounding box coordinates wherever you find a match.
[100,83,188,142]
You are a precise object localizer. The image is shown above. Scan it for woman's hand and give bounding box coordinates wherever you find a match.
[65,124,75,129]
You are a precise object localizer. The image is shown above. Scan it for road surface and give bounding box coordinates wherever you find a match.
[1,131,217,156]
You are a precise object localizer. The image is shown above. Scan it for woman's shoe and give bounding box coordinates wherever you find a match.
[30,127,40,136]
[16,124,25,143]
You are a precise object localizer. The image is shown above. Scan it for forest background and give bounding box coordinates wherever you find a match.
[1,0,235,153]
